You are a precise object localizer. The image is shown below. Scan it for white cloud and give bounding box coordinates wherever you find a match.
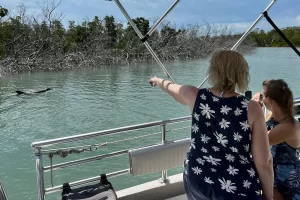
[221,15,300,33]
[230,22,253,30]
[269,16,300,27]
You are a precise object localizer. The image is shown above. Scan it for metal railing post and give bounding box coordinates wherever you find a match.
[147,0,181,37]
[112,0,176,83]
[0,179,8,200]
[160,124,167,182]
[35,147,45,200]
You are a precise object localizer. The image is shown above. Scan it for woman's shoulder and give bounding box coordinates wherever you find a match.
[247,100,266,127]
[269,120,297,135]
[247,99,263,112]
[287,120,300,132]
[296,121,300,129]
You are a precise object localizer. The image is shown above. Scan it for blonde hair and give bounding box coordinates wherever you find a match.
[208,49,250,93]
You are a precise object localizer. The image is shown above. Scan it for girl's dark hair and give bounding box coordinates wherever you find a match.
[263,79,295,123]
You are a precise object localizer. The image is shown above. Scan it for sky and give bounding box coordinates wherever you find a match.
[2,0,300,33]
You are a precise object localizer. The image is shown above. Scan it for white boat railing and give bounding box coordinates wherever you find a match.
[31,115,192,200]
[31,97,300,200]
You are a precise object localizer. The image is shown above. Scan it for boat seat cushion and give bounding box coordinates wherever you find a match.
[128,138,190,176]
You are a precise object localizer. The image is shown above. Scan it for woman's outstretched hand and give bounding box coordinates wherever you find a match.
[148,76,158,87]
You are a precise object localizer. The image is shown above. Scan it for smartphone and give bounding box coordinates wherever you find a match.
[259,94,263,103]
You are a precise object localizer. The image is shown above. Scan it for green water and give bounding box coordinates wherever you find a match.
[0,47,300,199]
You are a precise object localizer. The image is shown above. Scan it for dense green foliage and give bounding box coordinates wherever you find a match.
[249,27,300,47]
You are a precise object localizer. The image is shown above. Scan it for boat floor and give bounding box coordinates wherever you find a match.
[166,194,187,200]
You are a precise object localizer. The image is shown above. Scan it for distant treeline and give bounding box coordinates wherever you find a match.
[249,27,300,47]
[0,3,298,76]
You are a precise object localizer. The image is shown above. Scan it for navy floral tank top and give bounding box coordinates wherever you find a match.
[184,88,262,197]
[267,117,300,199]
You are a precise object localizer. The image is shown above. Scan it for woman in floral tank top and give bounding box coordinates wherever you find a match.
[149,49,273,200]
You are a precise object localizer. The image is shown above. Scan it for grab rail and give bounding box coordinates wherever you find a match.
[31,115,191,200]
